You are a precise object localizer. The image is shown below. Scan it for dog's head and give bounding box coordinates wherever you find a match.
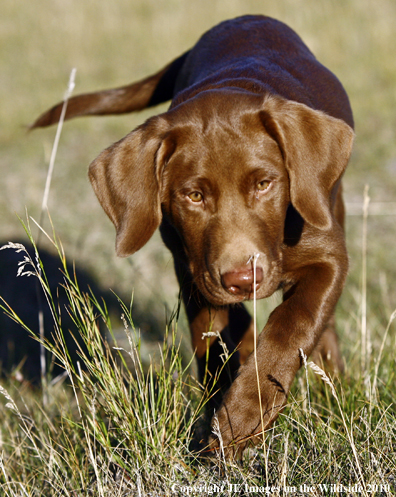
[89,91,354,305]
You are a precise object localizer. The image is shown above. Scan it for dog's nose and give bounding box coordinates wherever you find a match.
[221,267,263,296]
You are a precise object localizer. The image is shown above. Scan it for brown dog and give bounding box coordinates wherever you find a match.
[33,15,354,457]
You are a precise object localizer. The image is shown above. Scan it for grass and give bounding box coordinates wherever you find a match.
[0,224,204,495]
[0,226,395,495]
[1,0,396,494]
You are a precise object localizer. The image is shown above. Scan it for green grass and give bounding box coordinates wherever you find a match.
[0,226,395,495]
[1,0,396,494]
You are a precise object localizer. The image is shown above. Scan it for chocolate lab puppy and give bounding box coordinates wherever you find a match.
[33,15,354,457]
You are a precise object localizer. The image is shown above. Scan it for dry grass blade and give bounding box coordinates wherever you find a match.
[307,361,368,496]
[307,361,337,398]
[39,68,76,221]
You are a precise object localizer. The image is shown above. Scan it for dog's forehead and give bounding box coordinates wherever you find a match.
[167,92,275,144]
[168,116,283,171]
[174,90,263,127]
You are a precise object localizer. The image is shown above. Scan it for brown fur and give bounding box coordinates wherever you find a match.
[33,15,354,458]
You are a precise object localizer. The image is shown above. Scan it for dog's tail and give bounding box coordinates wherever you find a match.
[30,51,190,128]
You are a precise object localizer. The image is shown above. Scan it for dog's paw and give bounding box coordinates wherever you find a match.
[208,371,287,460]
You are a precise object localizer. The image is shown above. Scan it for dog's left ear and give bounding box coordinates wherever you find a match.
[260,96,354,230]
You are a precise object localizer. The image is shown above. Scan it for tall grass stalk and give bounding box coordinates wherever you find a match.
[372,309,396,401]
[361,184,371,376]
[39,68,76,225]
[252,253,269,483]
[35,68,76,402]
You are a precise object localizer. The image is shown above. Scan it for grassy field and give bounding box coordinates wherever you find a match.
[1,0,396,494]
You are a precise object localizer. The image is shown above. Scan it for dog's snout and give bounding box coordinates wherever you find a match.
[221,267,263,296]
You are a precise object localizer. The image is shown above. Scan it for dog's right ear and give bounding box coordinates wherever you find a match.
[88,116,173,257]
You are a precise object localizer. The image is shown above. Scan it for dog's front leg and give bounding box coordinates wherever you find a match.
[209,259,347,458]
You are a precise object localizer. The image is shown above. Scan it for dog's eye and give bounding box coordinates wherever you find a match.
[187,191,203,203]
[257,180,271,192]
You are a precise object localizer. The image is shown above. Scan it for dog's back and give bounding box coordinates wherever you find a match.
[172,16,353,127]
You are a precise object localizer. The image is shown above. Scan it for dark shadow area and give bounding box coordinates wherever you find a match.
[0,242,165,383]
